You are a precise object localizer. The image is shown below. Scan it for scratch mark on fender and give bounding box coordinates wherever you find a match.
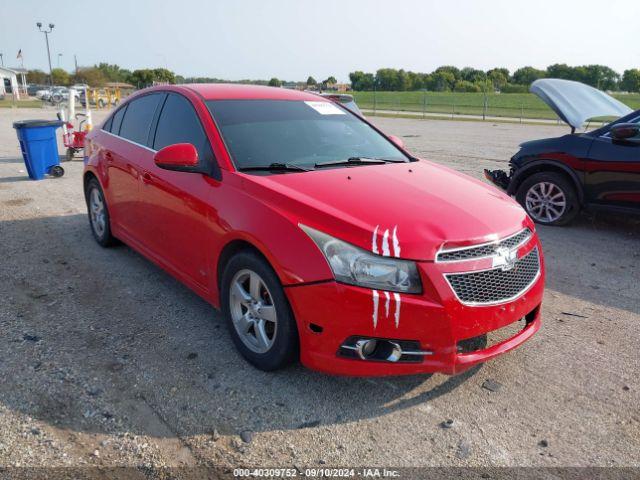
[384,291,390,317]
[393,293,401,328]
[372,290,379,329]
[392,226,400,257]
[382,229,390,256]
[371,224,402,329]
[372,225,379,254]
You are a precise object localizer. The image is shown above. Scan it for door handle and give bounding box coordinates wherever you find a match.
[142,172,152,183]
[105,151,113,162]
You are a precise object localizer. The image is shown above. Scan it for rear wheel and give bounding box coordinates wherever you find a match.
[516,172,579,226]
[221,251,298,371]
[85,178,117,247]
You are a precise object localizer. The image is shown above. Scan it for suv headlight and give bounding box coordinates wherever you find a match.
[300,224,422,294]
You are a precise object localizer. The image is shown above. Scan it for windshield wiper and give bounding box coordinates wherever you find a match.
[238,162,312,173]
[314,157,406,168]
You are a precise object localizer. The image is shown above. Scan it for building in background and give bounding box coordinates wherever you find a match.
[0,66,28,99]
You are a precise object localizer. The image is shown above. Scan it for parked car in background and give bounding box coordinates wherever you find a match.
[485,79,639,225]
[35,87,51,100]
[49,87,81,104]
[84,84,544,376]
[27,84,48,97]
[319,93,362,115]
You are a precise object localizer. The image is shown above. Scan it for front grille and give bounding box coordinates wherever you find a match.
[446,247,540,305]
[437,228,532,262]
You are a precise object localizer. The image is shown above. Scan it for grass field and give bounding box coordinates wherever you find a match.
[350,91,640,120]
[0,98,45,108]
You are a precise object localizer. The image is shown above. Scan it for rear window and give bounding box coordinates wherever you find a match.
[102,116,113,132]
[108,106,127,135]
[119,94,163,146]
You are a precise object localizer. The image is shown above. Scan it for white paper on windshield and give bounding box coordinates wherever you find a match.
[304,101,346,115]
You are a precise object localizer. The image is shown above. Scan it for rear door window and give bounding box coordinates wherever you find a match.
[119,94,163,146]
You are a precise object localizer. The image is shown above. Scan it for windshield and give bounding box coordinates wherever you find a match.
[206,99,407,170]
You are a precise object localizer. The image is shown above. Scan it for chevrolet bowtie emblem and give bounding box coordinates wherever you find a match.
[492,246,518,271]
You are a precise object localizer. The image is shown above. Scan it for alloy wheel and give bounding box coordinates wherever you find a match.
[525,181,567,223]
[229,269,278,354]
[89,188,106,238]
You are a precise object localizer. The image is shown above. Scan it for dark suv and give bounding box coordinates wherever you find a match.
[486,79,640,225]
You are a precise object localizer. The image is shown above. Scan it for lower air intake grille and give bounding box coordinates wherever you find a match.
[446,247,540,305]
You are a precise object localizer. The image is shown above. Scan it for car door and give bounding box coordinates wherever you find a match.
[108,93,165,243]
[585,116,640,209]
[100,103,139,236]
[137,92,221,291]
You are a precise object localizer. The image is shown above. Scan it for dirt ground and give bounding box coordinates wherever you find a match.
[0,107,638,473]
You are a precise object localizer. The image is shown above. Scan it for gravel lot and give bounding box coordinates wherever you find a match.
[0,108,638,472]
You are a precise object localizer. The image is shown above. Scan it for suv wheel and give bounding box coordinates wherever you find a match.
[221,252,298,371]
[85,178,117,247]
[516,172,579,225]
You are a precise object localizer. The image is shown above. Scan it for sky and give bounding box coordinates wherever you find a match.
[1,0,638,82]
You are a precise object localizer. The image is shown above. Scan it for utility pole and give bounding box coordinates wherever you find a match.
[0,53,3,67]
[36,22,55,86]
[74,54,78,75]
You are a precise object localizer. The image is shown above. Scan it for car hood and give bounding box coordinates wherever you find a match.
[531,78,632,130]
[242,160,530,261]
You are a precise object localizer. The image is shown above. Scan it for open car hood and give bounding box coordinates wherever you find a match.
[530,78,632,130]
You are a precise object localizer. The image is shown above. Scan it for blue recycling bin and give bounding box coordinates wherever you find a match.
[13,120,65,180]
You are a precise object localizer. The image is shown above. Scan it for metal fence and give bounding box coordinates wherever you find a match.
[350,90,581,126]
[353,91,562,124]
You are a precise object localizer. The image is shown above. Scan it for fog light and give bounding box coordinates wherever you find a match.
[356,339,378,359]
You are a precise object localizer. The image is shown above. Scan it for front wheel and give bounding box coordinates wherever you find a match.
[516,172,580,226]
[221,252,299,371]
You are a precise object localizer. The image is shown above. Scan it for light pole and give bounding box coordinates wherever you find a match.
[0,53,3,67]
[36,22,55,86]
[57,53,63,68]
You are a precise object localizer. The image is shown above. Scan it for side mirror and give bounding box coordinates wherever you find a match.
[388,135,405,149]
[154,143,199,171]
[611,123,640,143]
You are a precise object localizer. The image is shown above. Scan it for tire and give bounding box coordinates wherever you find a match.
[85,177,117,247]
[516,171,580,226]
[221,251,299,371]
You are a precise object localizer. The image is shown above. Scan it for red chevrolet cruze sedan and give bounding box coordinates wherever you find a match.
[83,84,544,376]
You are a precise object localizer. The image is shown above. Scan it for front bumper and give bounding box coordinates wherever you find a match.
[484,168,511,190]
[285,238,544,377]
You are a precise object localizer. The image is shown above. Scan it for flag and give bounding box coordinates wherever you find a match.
[16,49,22,59]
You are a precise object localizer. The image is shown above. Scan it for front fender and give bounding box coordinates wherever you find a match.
[508,158,584,203]
[212,176,333,295]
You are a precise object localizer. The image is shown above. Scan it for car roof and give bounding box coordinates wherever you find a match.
[180,83,324,102]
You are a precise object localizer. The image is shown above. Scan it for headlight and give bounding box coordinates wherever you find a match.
[300,224,422,294]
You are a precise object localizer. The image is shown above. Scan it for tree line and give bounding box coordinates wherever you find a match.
[26,63,177,88]
[25,62,640,94]
[25,63,341,91]
[349,65,640,93]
